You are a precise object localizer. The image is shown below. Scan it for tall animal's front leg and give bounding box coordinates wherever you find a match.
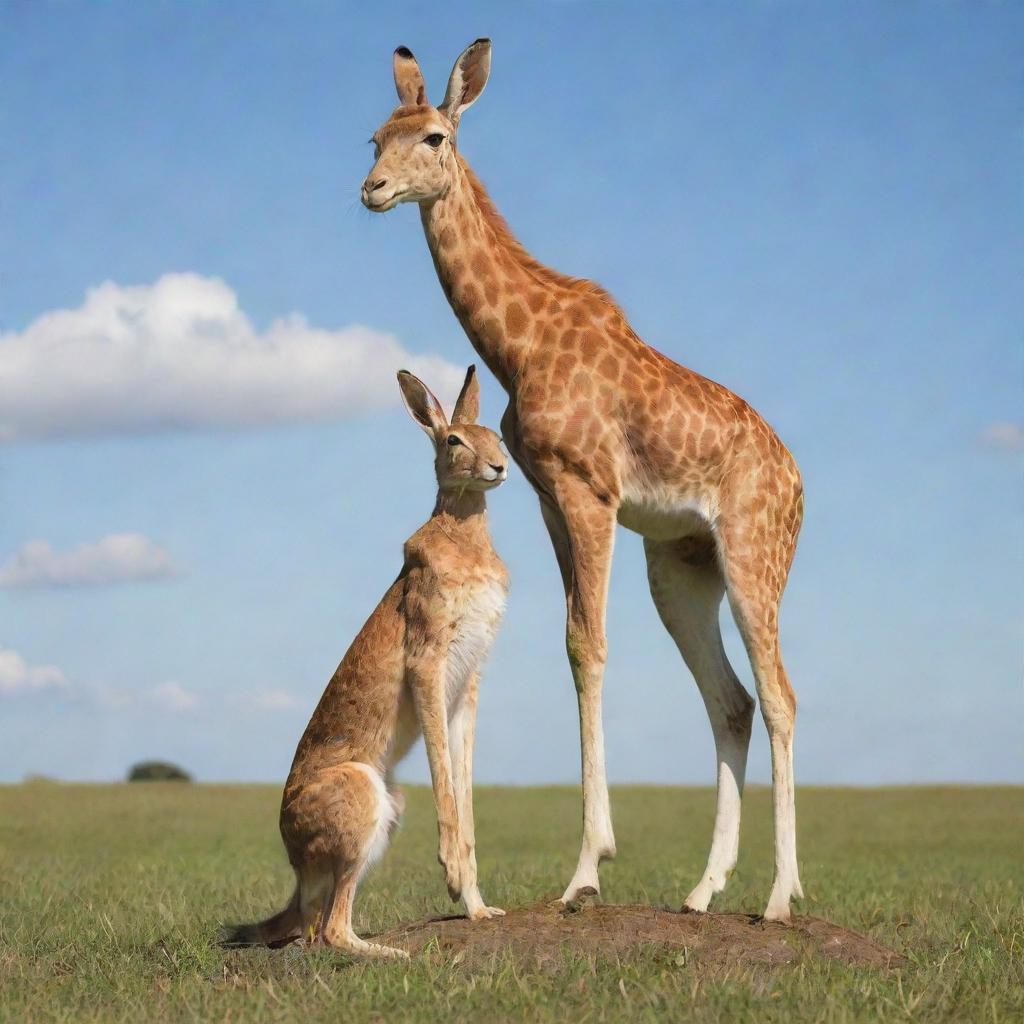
[449,672,504,920]
[544,482,618,904]
[407,654,463,902]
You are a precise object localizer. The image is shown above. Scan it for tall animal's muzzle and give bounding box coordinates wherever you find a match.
[361,177,404,211]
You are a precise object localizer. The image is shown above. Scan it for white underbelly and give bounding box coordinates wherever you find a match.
[617,497,713,541]
[444,580,507,709]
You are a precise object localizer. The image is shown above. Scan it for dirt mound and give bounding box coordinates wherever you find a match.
[374,894,906,969]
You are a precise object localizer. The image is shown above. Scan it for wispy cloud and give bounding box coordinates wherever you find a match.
[1,661,294,720]
[0,534,176,589]
[0,273,464,442]
[978,421,1023,453]
[0,646,297,717]
[0,647,71,695]
[148,681,200,713]
[92,681,200,713]
[234,688,301,712]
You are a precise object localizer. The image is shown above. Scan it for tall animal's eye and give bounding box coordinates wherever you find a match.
[424,133,445,148]
[447,434,462,447]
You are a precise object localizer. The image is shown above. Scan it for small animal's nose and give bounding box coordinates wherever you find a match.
[490,462,505,474]
[367,177,388,193]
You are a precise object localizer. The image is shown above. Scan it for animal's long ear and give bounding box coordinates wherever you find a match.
[393,46,428,107]
[398,370,448,439]
[451,365,480,425]
[440,38,491,129]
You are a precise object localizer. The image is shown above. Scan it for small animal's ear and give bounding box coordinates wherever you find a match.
[393,46,428,107]
[440,38,491,129]
[397,370,448,439]
[451,365,480,425]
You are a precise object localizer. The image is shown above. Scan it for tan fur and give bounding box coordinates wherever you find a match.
[362,41,806,923]
[224,366,509,958]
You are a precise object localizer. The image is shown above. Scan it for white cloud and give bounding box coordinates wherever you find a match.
[91,685,135,711]
[0,273,464,442]
[0,646,292,718]
[0,654,202,717]
[91,680,199,713]
[1,664,290,717]
[148,681,199,713]
[978,421,1024,453]
[235,688,301,712]
[0,534,176,589]
[0,647,71,695]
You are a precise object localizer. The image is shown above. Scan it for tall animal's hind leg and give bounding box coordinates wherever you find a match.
[717,506,802,923]
[546,478,618,904]
[644,536,755,913]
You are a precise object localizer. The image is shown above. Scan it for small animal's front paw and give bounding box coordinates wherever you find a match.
[468,905,505,922]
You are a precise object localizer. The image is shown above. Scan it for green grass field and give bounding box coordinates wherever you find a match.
[1,784,1021,1023]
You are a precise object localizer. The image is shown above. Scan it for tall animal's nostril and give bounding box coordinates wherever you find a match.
[369,178,388,192]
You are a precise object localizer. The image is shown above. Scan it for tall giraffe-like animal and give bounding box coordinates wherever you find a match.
[362,40,805,922]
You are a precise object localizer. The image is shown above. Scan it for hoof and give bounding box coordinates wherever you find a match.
[560,886,600,915]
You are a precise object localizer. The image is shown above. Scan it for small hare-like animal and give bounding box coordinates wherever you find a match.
[224,365,509,959]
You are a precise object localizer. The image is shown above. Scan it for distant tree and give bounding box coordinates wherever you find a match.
[127,761,192,782]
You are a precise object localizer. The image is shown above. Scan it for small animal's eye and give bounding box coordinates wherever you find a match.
[424,133,445,148]
[447,434,462,447]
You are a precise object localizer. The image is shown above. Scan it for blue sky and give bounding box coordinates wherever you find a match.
[1,1,1021,785]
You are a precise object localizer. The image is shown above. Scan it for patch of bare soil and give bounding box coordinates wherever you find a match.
[373,894,906,969]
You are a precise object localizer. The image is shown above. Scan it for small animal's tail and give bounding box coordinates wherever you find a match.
[221,886,302,948]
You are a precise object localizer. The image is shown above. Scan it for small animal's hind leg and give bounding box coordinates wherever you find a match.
[644,535,754,912]
[385,690,419,834]
[295,865,334,945]
[302,762,408,959]
[320,867,409,960]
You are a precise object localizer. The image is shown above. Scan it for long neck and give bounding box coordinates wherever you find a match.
[420,158,565,389]
[431,485,487,526]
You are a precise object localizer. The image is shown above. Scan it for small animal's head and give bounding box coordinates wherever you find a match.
[397,365,507,491]
[361,39,491,212]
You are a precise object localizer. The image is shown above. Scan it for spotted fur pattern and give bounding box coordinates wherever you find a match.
[362,39,806,923]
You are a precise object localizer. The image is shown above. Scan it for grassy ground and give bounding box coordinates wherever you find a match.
[1,784,1021,1023]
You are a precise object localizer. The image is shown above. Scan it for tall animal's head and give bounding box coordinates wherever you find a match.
[361,39,491,212]
[397,365,507,491]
